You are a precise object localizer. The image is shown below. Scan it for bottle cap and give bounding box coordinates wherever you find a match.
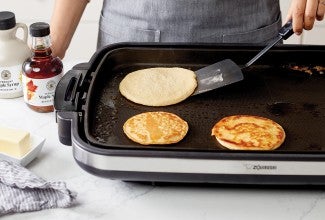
[0,11,16,30]
[30,22,50,37]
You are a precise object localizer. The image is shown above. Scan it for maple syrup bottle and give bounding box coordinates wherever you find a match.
[0,11,30,98]
[22,22,63,113]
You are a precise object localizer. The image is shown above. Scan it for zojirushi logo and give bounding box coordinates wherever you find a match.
[244,164,277,171]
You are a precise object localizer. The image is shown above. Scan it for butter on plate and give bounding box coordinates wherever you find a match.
[0,126,31,158]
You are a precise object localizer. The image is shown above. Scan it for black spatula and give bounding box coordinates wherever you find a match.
[192,20,294,96]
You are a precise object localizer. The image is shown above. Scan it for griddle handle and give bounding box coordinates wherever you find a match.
[54,69,85,111]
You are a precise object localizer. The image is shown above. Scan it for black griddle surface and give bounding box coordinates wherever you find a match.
[86,64,325,152]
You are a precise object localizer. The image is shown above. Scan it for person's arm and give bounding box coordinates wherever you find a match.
[50,0,89,59]
[286,0,325,35]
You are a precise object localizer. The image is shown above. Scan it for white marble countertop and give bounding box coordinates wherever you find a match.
[1,60,325,220]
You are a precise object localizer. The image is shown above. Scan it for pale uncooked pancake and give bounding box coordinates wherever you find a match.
[211,115,285,150]
[119,67,197,106]
[123,111,188,145]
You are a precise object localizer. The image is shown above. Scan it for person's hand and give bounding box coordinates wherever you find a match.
[50,0,89,59]
[50,36,66,59]
[287,0,325,35]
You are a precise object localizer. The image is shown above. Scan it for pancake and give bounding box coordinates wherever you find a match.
[211,115,285,150]
[119,67,197,106]
[123,111,188,145]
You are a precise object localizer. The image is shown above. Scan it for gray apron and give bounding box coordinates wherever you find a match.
[97,0,281,49]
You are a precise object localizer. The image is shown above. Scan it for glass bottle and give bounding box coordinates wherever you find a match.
[22,22,63,113]
[0,11,30,98]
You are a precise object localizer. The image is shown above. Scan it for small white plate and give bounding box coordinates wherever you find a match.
[0,134,45,166]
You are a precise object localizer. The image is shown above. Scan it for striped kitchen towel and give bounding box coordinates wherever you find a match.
[0,160,77,216]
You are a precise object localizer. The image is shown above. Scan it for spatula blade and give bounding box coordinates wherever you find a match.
[192,59,244,96]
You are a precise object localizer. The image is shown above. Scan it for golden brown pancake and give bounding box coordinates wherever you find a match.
[123,111,188,145]
[211,115,285,150]
[119,67,197,106]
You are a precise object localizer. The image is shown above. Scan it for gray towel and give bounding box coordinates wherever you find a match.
[0,160,77,216]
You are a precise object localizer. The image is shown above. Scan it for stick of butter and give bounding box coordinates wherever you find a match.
[0,126,31,158]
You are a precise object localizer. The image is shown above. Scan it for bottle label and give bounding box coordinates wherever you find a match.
[22,74,62,106]
[0,65,23,94]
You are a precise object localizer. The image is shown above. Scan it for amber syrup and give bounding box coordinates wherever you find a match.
[22,47,63,112]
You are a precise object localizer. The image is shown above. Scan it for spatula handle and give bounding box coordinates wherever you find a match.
[244,20,294,68]
[279,20,294,40]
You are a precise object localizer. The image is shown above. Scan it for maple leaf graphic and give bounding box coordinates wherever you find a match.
[26,80,38,92]
[26,80,38,100]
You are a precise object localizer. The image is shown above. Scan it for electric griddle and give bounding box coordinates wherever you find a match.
[55,43,325,185]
